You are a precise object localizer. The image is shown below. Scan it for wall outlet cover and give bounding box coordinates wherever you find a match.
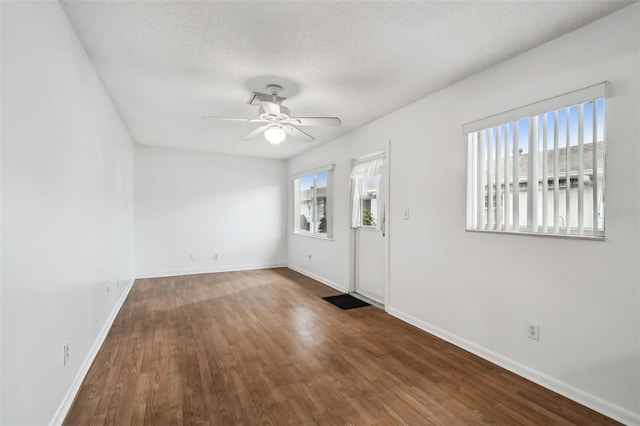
[528,323,540,340]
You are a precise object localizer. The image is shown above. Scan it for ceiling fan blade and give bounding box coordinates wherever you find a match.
[287,117,342,127]
[283,125,315,143]
[261,101,281,117]
[201,116,262,122]
[242,125,270,141]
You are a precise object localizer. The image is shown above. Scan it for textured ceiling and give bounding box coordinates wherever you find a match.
[60,1,633,159]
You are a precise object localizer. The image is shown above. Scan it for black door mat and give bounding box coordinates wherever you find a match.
[322,294,371,310]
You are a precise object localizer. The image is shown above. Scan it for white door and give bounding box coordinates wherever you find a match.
[355,227,385,303]
[351,153,387,305]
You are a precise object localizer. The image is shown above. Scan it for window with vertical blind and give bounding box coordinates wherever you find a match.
[292,164,334,238]
[464,82,608,238]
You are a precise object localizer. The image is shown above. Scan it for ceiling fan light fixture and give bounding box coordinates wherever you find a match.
[265,126,286,144]
[203,84,341,144]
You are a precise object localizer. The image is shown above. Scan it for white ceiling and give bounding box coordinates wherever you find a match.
[60,1,632,160]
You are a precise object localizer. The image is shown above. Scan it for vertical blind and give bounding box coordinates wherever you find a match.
[464,82,608,238]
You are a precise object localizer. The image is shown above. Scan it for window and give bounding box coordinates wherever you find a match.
[360,175,379,227]
[465,82,607,238]
[292,164,334,237]
[351,154,385,231]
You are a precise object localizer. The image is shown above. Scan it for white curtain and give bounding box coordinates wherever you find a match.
[351,178,363,229]
[350,156,385,233]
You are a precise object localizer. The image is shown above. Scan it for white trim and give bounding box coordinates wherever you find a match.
[386,307,640,426]
[135,262,287,279]
[49,278,136,426]
[383,140,391,311]
[462,81,609,134]
[466,228,605,241]
[286,264,347,293]
[289,163,335,180]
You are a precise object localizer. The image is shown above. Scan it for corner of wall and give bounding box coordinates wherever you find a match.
[49,278,136,426]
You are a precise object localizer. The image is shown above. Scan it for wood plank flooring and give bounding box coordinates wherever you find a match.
[64,268,618,425]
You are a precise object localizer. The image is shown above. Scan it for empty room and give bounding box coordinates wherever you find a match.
[1,1,639,425]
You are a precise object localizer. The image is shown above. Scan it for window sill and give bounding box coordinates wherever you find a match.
[291,232,334,241]
[466,228,605,241]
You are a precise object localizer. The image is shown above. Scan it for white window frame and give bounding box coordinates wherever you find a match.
[350,152,386,233]
[463,82,608,240]
[291,164,334,239]
[360,189,378,228]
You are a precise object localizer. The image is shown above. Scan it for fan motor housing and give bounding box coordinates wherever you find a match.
[259,105,291,121]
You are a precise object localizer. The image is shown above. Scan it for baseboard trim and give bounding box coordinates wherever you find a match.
[135,262,287,279]
[49,278,136,426]
[387,307,640,426]
[286,264,347,293]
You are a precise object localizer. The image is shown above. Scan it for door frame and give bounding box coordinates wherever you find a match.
[349,140,391,311]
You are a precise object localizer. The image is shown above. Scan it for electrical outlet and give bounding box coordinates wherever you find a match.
[307,254,312,261]
[528,323,540,340]
[106,284,111,297]
[402,208,410,220]
[190,254,195,261]
[213,253,219,260]
[63,342,70,366]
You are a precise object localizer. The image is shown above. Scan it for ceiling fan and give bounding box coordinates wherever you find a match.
[202,84,342,144]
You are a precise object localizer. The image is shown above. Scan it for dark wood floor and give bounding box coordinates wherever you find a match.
[65,268,618,425]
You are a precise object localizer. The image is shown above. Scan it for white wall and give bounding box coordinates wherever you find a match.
[135,145,287,277]
[288,5,640,424]
[1,2,135,425]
